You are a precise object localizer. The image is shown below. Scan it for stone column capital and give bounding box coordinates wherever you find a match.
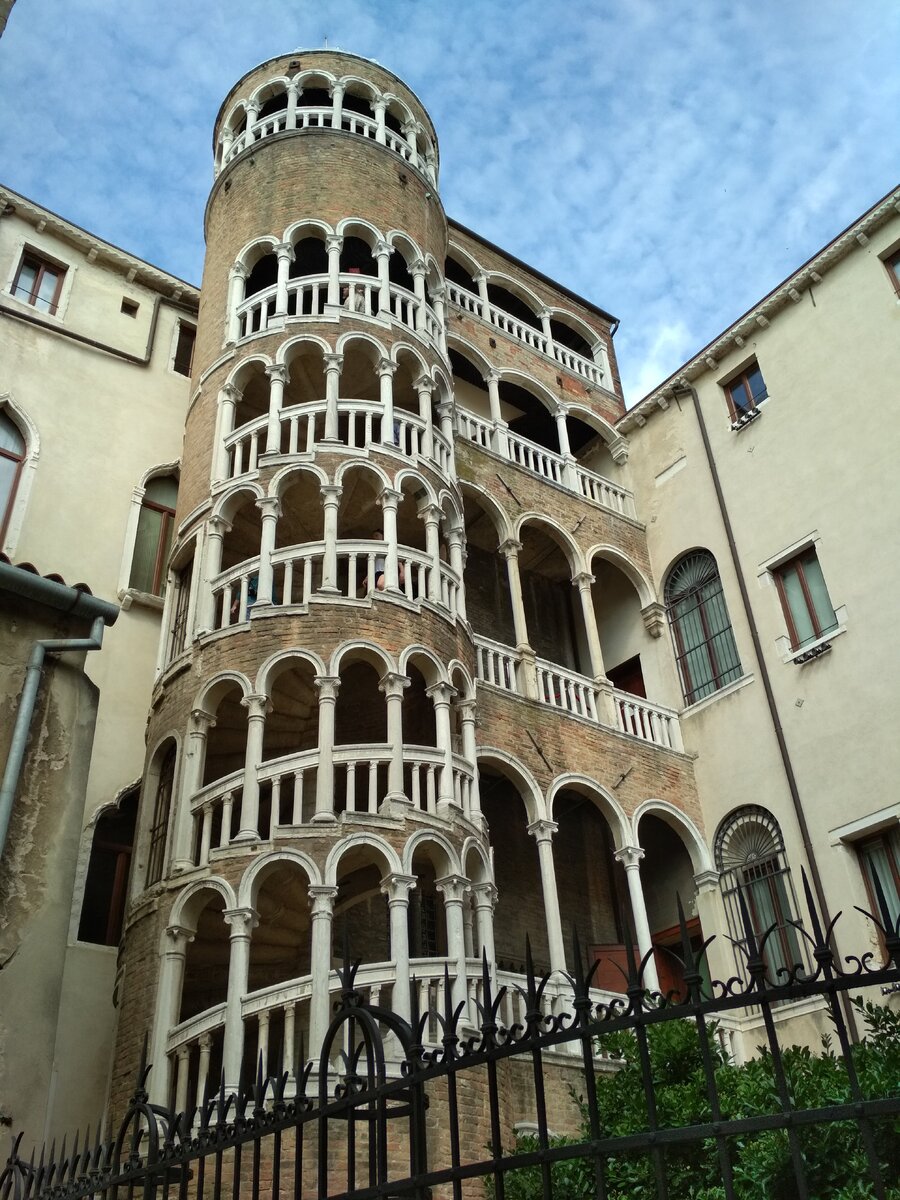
[374,240,394,258]
[328,80,346,98]
[314,675,341,702]
[410,257,427,277]
[241,693,271,720]
[207,514,231,536]
[323,352,344,372]
[471,881,498,909]
[571,571,595,591]
[165,925,196,950]
[286,81,301,98]
[221,382,243,402]
[614,845,645,870]
[538,307,553,321]
[377,357,397,377]
[456,698,478,720]
[435,874,469,903]
[274,242,294,261]
[694,869,721,894]
[223,906,259,935]
[320,484,343,506]
[308,885,339,914]
[498,538,522,561]
[256,496,282,519]
[431,284,446,303]
[231,262,250,281]
[325,234,344,253]
[418,501,443,523]
[189,708,216,733]
[378,671,410,698]
[413,373,433,394]
[378,487,403,510]
[425,680,456,706]
[554,402,570,419]
[265,363,289,383]
[486,369,502,384]
[527,818,558,843]
[380,873,417,903]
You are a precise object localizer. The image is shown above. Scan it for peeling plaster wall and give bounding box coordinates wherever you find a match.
[0,598,99,1140]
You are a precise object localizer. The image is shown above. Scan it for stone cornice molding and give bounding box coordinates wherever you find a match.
[620,185,900,433]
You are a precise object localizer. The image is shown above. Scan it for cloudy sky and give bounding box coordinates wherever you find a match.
[0,0,897,401]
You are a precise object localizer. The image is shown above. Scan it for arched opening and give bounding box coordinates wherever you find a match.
[499,378,557,452]
[342,84,376,123]
[78,789,138,946]
[245,252,277,300]
[392,351,422,419]
[462,489,515,647]
[383,100,405,138]
[220,494,262,573]
[339,235,377,277]
[143,740,176,888]
[479,766,546,972]
[246,862,314,1077]
[231,361,270,437]
[397,477,429,553]
[519,522,586,673]
[404,662,437,747]
[257,88,288,120]
[637,813,707,999]
[550,317,593,359]
[296,81,332,111]
[449,349,491,424]
[271,470,323,603]
[487,281,541,331]
[409,845,448,961]
[261,658,319,825]
[552,789,626,986]
[338,339,381,444]
[591,556,653,698]
[179,892,229,1022]
[388,247,415,294]
[444,255,478,295]
[333,844,392,969]
[203,684,248,787]
[334,655,389,814]
[288,235,328,309]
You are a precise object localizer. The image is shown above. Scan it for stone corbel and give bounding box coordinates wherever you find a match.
[641,601,667,639]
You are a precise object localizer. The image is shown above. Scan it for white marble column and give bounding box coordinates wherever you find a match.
[431,285,448,354]
[436,875,470,1012]
[330,81,345,129]
[227,263,249,344]
[554,403,579,489]
[379,487,402,593]
[377,358,397,447]
[373,97,387,144]
[615,846,661,993]
[274,242,294,317]
[323,353,342,442]
[381,874,416,1023]
[572,571,605,680]
[148,926,193,1106]
[486,371,509,456]
[379,672,410,807]
[171,709,214,871]
[411,258,427,332]
[255,497,281,605]
[419,502,442,602]
[446,522,466,621]
[217,128,233,172]
[427,681,458,810]
[307,885,339,1067]
[457,697,479,819]
[436,397,455,473]
[499,538,537,698]
[319,484,342,594]
[313,675,341,822]
[326,235,343,307]
[285,82,299,129]
[375,241,393,315]
[222,907,259,1093]
[265,364,288,453]
[414,374,434,460]
[235,694,269,840]
[214,383,241,483]
[471,881,498,979]
[402,121,419,168]
[200,515,228,632]
[527,819,566,973]
[244,102,259,143]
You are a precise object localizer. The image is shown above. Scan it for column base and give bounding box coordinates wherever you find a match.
[232,829,260,843]
[436,799,463,820]
[310,812,338,824]
[379,793,413,817]
[316,585,341,596]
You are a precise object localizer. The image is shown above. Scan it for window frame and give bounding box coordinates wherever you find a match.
[0,395,39,557]
[0,410,26,545]
[883,249,900,298]
[665,550,743,706]
[117,463,180,609]
[723,360,768,426]
[129,477,178,597]
[773,547,838,652]
[146,745,176,887]
[173,321,196,377]
[856,828,900,963]
[11,246,67,316]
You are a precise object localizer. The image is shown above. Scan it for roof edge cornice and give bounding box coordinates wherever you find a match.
[619,185,900,433]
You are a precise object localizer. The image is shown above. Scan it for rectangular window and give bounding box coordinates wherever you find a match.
[725,362,768,420]
[173,322,196,376]
[167,561,193,662]
[858,829,900,958]
[774,548,838,650]
[12,249,66,315]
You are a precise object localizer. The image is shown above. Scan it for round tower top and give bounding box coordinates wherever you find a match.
[213,48,439,154]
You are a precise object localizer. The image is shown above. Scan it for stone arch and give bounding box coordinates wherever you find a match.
[221,98,249,136]
[335,217,385,252]
[586,544,655,608]
[255,647,326,699]
[563,403,622,451]
[398,644,447,686]
[283,217,334,244]
[292,67,337,92]
[476,748,544,824]
[324,832,402,887]
[546,775,630,850]
[238,848,321,910]
[402,829,460,877]
[448,660,475,702]
[269,460,329,501]
[226,353,273,387]
[545,306,600,352]
[485,272,545,328]
[340,73,379,100]
[248,75,291,108]
[393,465,437,506]
[446,240,482,279]
[632,799,712,875]
[276,331,333,366]
[211,481,265,525]
[460,481,512,545]
[194,670,252,717]
[381,91,414,131]
[335,329,389,360]
[461,837,492,885]
[334,456,392,495]
[515,513,584,576]
[447,333,495,380]
[168,876,237,932]
[0,392,40,553]
[235,235,280,274]
[329,638,397,678]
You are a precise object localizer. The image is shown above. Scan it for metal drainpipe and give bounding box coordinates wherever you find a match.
[0,570,119,861]
[675,382,859,1040]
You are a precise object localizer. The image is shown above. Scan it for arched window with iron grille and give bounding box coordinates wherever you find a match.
[714,805,804,982]
[665,550,742,705]
[0,410,26,545]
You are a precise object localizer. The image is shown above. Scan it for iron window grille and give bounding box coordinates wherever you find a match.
[167,561,193,663]
[665,550,742,705]
[146,747,175,887]
[715,805,806,983]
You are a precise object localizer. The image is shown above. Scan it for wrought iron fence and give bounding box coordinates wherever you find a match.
[3,869,899,1200]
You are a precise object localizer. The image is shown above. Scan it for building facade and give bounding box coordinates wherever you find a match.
[0,49,897,1142]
